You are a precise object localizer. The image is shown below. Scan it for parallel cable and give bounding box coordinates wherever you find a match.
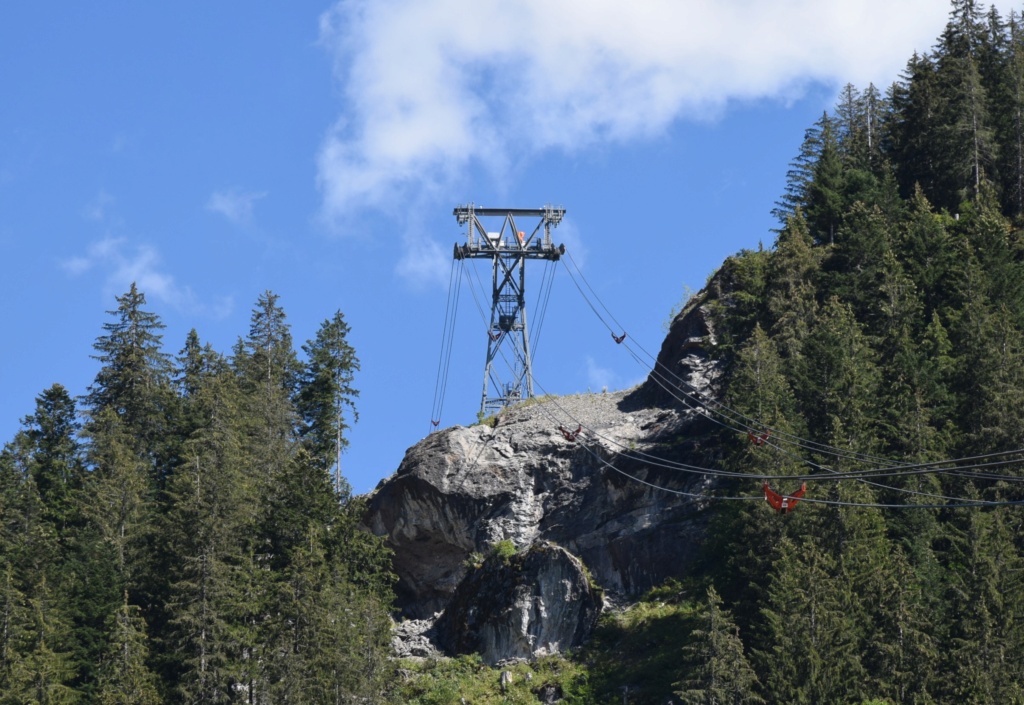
[560,254,1024,482]
[428,259,462,432]
[519,376,1024,509]
[441,242,1024,507]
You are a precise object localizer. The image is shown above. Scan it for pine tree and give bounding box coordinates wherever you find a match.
[820,202,896,328]
[0,447,81,704]
[804,113,845,245]
[765,211,820,364]
[939,505,1024,703]
[773,114,834,228]
[794,297,881,459]
[866,546,941,703]
[888,52,944,202]
[1,579,81,705]
[234,291,300,491]
[20,385,83,531]
[933,0,997,207]
[94,594,160,705]
[297,311,360,498]
[78,408,154,589]
[674,587,763,705]
[162,365,261,703]
[836,83,887,171]
[709,325,805,633]
[83,283,175,482]
[756,536,865,705]
[263,523,392,704]
[999,12,1024,218]
[897,186,959,317]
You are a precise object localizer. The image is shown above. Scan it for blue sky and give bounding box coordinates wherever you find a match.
[2,1,1014,494]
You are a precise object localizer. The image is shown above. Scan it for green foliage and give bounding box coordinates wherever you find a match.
[674,587,763,705]
[0,285,392,703]
[583,593,703,703]
[393,654,591,705]
[83,282,176,481]
[487,539,518,565]
[297,310,360,498]
[94,596,160,705]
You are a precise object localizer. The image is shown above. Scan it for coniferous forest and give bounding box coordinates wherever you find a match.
[0,288,395,703]
[9,1,1024,703]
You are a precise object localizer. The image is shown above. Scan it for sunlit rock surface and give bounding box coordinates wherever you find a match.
[366,291,724,661]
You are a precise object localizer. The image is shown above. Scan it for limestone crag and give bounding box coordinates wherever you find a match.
[365,292,723,661]
[434,542,602,663]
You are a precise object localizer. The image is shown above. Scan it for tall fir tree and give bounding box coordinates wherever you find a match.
[756,536,866,705]
[297,311,360,498]
[233,291,300,491]
[83,283,175,483]
[673,587,763,705]
[20,385,83,531]
[94,594,161,705]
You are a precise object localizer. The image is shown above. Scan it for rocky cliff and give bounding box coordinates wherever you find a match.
[365,291,723,663]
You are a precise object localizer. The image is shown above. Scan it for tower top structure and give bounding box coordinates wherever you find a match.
[452,204,565,416]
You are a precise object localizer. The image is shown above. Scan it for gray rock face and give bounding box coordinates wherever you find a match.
[391,617,441,659]
[366,398,720,612]
[434,542,602,664]
[366,290,724,661]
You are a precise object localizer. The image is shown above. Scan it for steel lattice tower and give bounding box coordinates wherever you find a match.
[453,204,565,417]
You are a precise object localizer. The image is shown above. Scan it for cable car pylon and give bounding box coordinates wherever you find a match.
[453,204,566,417]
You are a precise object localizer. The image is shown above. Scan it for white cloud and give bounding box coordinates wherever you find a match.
[207,189,267,225]
[317,0,1016,224]
[395,233,450,290]
[61,237,233,318]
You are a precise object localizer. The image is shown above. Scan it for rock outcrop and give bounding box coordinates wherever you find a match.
[434,541,602,663]
[365,291,723,662]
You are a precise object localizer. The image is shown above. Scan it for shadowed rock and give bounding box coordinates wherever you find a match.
[433,541,602,664]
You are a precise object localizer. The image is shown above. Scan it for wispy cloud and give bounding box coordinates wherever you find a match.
[394,232,449,290]
[61,237,233,318]
[83,191,116,222]
[206,189,267,225]
[316,0,997,225]
[585,355,614,393]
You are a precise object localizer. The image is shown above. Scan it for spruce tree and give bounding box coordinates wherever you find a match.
[866,546,941,704]
[939,505,1024,703]
[674,587,763,705]
[0,446,81,704]
[233,291,300,491]
[887,52,943,201]
[757,536,865,705]
[933,0,997,207]
[78,408,154,590]
[162,364,260,703]
[94,594,160,705]
[794,297,881,459]
[709,325,804,633]
[20,385,83,531]
[83,283,175,482]
[297,311,360,498]
[999,12,1024,217]
[765,211,820,364]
